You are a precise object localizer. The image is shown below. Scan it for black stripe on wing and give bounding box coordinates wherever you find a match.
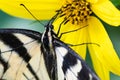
[26,64,39,80]
[0,50,8,75]
[62,51,78,74]
[0,33,31,62]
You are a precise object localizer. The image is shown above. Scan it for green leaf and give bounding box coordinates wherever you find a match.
[110,72,120,80]
[0,10,45,32]
[110,0,120,9]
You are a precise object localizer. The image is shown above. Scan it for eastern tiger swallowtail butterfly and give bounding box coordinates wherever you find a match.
[0,13,99,80]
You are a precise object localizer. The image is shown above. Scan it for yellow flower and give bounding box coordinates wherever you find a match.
[0,0,120,80]
[0,0,64,20]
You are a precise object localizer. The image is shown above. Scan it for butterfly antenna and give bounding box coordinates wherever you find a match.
[45,12,59,30]
[20,4,44,26]
[48,12,59,25]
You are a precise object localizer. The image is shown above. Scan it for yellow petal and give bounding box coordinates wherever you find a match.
[53,17,87,59]
[91,1,120,26]
[87,16,120,75]
[87,0,109,4]
[87,0,98,4]
[0,0,65,20]
[89,53,110,80]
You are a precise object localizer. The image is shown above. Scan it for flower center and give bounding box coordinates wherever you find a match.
[58,0,92,24]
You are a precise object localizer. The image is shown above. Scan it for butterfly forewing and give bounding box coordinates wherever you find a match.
[0,29,44,80]
[20,46,50,80]
[54,39,99,80]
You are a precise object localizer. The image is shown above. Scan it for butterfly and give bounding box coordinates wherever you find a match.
[0,11,99,80]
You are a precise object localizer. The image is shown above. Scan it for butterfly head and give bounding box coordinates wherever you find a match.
[41,12,59,44]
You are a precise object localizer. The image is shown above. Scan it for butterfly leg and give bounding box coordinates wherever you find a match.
[67,42,100,47]
[56,20,66,36]
[58,25,88,39]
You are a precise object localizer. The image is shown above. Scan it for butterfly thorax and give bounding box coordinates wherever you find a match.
[41,26,58,80]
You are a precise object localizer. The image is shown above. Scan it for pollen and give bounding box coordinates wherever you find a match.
[58,0,92,24]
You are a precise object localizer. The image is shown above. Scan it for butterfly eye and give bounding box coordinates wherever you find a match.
[50,25,54,29]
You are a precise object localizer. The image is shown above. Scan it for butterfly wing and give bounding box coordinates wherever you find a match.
[21,46,50,80]
[54,39,99,80]
[0,28,99,80]
[0,29,47,80]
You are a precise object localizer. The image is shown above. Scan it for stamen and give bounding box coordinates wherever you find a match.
[58,0,92,25]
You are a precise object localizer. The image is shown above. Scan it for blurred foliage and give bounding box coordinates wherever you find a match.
[0,11,45,33]
[111,0,120,8]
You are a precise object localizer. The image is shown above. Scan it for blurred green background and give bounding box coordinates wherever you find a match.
[0,3,120,79]
[0,10,45,32]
